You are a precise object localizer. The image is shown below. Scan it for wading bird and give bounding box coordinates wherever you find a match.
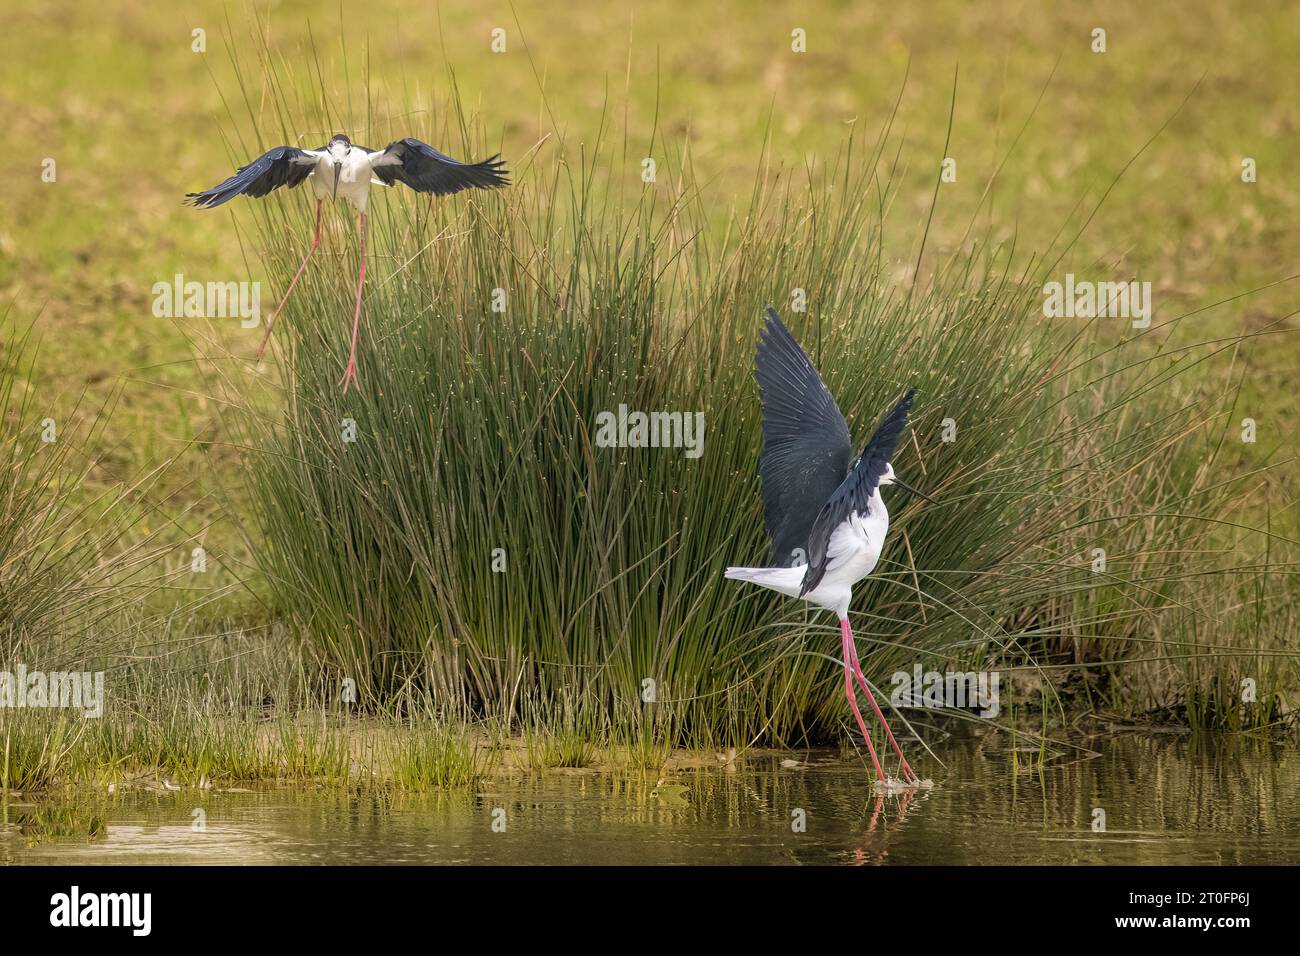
[187,134,508,391]
[726,308,934,787]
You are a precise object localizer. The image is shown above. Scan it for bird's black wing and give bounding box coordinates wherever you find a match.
[801,388,916,595]
[755,307,853,569]
[370,138,509,195]
[186,146,316,208]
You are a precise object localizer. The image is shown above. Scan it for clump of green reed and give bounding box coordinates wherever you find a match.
[524,722,597,771]
[380,718,484,790]
[219,63,1296,746]
[1,712,79,792]
[0,324,172,664]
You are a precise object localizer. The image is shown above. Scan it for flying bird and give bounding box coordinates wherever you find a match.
[726,308,934,786]
[187,134,508,391]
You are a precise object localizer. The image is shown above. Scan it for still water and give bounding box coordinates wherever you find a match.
[3,736,1297,865]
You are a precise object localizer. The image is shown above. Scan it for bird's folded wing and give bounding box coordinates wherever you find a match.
[755,307,852,569]
[185,146,318,207]
[801,388,915,595]
[369,138,509,195]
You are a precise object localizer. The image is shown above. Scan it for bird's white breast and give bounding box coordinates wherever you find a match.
[817,490,890,592]
[310,147,375,210]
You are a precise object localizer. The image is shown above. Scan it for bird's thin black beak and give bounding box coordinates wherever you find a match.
[332,162,341,199]
[893,476,936,504]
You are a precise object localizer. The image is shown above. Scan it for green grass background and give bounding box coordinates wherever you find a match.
[4,0,1296,531]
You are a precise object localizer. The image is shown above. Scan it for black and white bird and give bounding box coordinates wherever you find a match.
[726,307,934,786]
[187,134,508,391]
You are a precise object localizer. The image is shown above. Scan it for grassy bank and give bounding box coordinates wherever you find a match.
[0,617,733,794]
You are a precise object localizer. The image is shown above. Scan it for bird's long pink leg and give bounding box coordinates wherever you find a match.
[259,199,323,361]
[845,622,919,783]
[841,621,886,782]
[340,211,367,392]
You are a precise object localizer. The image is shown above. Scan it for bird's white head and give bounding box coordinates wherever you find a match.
[879,463,937,504]
[327,134,352,159]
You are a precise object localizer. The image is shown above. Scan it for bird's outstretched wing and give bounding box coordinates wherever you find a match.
[368,139,509,195]
[801,388,916,595]
[186,146,317,208]
[755,307,853,569]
